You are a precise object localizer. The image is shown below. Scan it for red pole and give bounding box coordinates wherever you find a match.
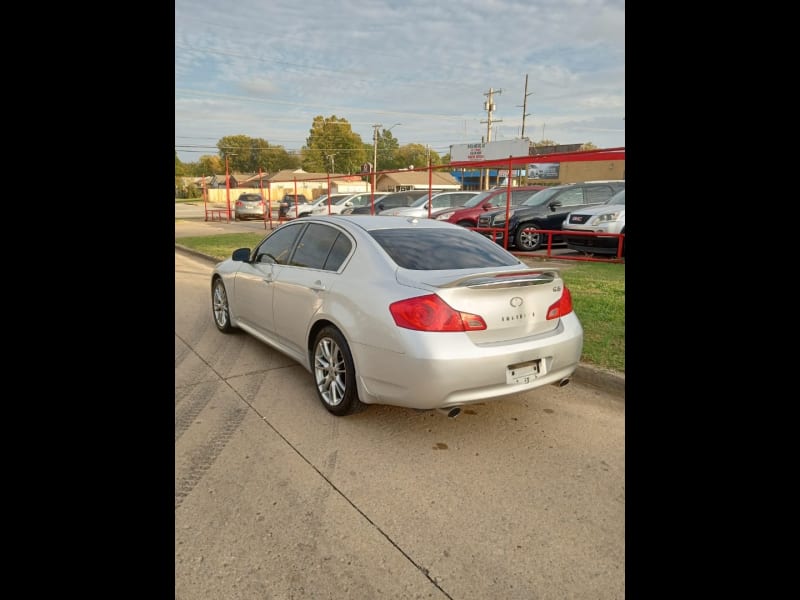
[259,167,266,228]
[267,182,273,229]
[202,174,208,221]
[427,161,433,218]
[326,173,332,214]
[225,156,232,222]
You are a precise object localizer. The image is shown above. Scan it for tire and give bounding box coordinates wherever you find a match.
[515,223,544,251]
[312,326,363,416]
[456,220,473,227]
[212,278,235,333]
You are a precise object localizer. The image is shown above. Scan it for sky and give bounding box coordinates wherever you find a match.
[175,0,624,165]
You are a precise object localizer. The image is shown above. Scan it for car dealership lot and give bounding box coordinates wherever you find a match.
[175,246,625,599]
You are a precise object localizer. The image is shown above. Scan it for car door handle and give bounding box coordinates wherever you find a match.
[310,280,325,291]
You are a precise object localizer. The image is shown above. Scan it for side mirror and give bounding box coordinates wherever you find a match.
[232,248,251,262]
[549,201,561,212]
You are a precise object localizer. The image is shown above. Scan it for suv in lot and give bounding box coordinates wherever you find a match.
[234,193,267,221]
[432,185,546,228]
[476,181,625,251]
[562,188,626,256]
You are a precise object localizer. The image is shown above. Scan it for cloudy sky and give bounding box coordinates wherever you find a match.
[175,0,624,164]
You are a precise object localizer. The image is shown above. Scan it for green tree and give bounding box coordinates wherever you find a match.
[375,129,401,170]
[216,135,298,174]
[394,144,441,170]
[175,151,187,176]
[533,139,558,148]
[580,142,598,151]
[302,116,368,174]
[197,155,223,175]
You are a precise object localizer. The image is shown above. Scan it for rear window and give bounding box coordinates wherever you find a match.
[369,228,519,270]
[239,194,262,202]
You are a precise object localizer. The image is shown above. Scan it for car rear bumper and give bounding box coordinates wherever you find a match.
[349,312,584,410]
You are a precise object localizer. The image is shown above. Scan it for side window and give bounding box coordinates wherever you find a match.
[585,185,615,203]
[554,187,585,206]
[290,223,351,271]
[324,233,352,271]
[255,223,304,265]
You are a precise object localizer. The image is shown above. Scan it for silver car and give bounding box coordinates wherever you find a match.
[284,194,348,219]
[211,215,583,416]
[380,191,479,218]
[234,193,267,220]
[311,192,387,216]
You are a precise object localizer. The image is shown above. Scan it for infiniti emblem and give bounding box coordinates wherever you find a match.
[510,297,523,308]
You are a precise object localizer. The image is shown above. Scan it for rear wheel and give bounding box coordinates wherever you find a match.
[515,223,544,251]
[312,326,363,416]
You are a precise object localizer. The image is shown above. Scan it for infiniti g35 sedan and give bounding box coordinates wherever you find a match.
[211,215,583,416]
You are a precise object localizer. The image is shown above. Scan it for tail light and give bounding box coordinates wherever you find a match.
[546,286,574,320]
[235,201,243,208]
[390,294,486,332]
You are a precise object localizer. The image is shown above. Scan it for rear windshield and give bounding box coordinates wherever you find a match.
[369,228,519,270]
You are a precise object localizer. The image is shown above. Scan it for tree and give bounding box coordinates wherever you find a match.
[175,151,187,176]
[394,144,441,170]
[197,155,223,175]
[375,129,401,170]
[302,116,368,174]
[580,142,598,151]
[532,139,558,148]
[216,135,298,173]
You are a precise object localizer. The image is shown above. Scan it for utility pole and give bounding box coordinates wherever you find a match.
[519,74,532,138]
[481,87,503,143]
[372,123,382,175]
[480,88,502,189]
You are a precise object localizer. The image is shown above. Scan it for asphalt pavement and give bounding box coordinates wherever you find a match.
[174,210,625,400]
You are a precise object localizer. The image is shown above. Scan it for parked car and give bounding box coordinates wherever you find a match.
[432,185,547,228]
[379,191,479,218]
[285,194,349,219]
[343,189,441,215]
[309,192,387,216]
[279,194,310,218]
[476,181,626,251]
[234,193,267,221]
[562,188,626,256]
[211,215,583,416]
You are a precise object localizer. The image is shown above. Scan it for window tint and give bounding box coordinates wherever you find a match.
[585,185,616,203]
[290,223,352,270]
[554,187,585,206]
[370,228,519,270]
[255,223,304,265]
[325,233,352,271]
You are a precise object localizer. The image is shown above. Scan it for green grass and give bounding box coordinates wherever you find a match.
[560,262,625,373]
[176,234,624,373]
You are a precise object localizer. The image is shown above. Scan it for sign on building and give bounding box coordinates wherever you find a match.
[450,139,531,162]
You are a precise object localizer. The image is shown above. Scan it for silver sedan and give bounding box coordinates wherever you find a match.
[211,215,583,416]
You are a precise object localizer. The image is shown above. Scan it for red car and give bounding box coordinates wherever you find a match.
[431,185,546,227]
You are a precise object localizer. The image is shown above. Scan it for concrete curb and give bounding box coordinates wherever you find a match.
[176,243,625,401]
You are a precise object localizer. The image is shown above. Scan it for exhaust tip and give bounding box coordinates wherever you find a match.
[435,406,462,418]
[552,377,570,387]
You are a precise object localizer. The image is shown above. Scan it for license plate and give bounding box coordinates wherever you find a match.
[506,359,543,384]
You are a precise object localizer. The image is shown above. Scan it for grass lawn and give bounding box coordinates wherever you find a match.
[176,233,624,373]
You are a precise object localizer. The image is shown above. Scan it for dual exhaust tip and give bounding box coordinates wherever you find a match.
[434,377,570,419]
[434,378,570,418]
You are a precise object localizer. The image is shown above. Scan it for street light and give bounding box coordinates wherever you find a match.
[225,153,237,221]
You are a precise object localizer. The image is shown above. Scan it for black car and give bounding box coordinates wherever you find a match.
[279,194,310,218]
[476,181,626,251]
[344,189,442,215]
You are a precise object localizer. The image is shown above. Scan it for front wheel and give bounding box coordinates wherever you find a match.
[456,220,473,227]
[312,326,363,416]
[515,223,544,251]
[212,278,236,333]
